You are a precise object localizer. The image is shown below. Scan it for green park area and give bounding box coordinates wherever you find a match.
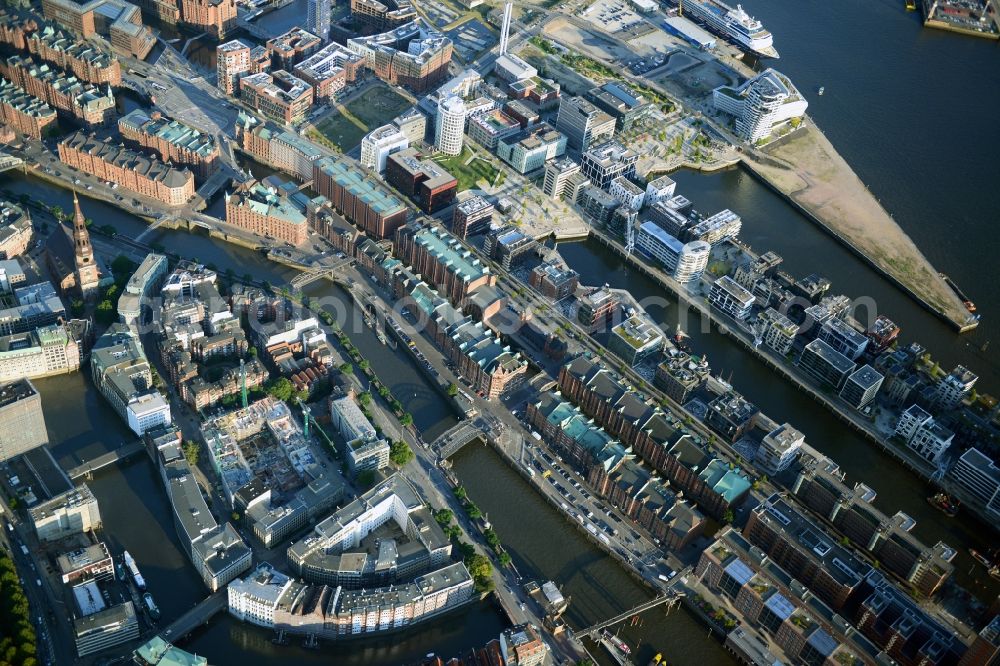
[308,84,413,152]
[433,147,503,191]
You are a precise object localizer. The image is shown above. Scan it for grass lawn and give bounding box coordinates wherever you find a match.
[433,147,501,191]
[343,85,414,130]
[310,115,367,153]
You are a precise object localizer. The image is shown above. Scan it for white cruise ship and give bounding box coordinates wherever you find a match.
[680,0,778,58]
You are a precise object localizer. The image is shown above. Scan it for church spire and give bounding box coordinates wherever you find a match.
[71,190,99,301]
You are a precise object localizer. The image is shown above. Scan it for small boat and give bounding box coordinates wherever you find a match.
[970,549,995,569]
[123,551,145,590]
[927,492,959,517]
[602,629,631,656]
[376,330,387,345]
[143,592,160,621]
[116,563,125,581]
[905,0,917,9]
[817,86,825,96]
[648,654,664,666]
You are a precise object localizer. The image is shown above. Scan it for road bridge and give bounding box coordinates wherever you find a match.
[159,590,227,643]
[433,421,489,459]
[289,257,354,289]
[0,153,24,173]
[66,441,146,480]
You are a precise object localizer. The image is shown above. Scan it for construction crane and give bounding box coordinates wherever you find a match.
[240,359,248,409]
[301,403,310,438]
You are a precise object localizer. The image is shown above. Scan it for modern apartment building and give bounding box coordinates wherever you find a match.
[240,71,314,125]
[294,42,365,102]
[636,221,710,284]
[798,338,856,391]
[58,132,195,205]
[949,448,1000,519]
[529,261,578,301]
[0,378,48,461]
[496,123,566,174]
[708,276,755,320]
[712,68,808,143]
[839,364,884,410]
[330,394,390,474]
[119,109,219,180]
[0,323,82,383]
[435,94,465,155]
[347,20,452,93]
[580,140,637,189]
[542,157,581,201]
[307,0,331,38]
[266,27,321,70]
[349,0,416,32]
[817,317,868,361]
[451,195,494,239]
[585,81,651,130]
[468,109,520,151]
[607,314,663,367]
[756,307,798,355]
[361,124,409,173]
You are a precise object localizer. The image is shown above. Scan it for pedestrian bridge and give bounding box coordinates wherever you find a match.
[433,421,489,459]
[66,440,146,480]
[575,592,683,640]
[289,257,354,289]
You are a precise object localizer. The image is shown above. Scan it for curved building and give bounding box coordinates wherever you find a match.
[435,95,465,155]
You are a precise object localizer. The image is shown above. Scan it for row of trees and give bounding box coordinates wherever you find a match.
[434,508,495,594]
[0,552,38,666]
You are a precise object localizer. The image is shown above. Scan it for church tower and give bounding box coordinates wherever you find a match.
[72,191,100,301]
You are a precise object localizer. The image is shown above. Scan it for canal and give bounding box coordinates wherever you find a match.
[451,443,733,666]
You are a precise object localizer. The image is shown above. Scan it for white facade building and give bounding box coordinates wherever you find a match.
[908,421,954,465]
[126,392,172,436]
[644,174,676,206]
[894,404,932,442]
[636,221,709,284]
[709,276,755,320]
[609,176,645,211]
[435,96,466,156]
[228,563,293,628]
[949,448,1000,518]
[757,308,798,355]
[712,69,808,143]
[935,365,978,411]
[756,423,804,475]
[361,125,410,173]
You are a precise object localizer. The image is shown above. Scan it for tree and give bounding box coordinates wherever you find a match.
[358,359,370,372]
[265,377,295,402]
[399,412,413,427]
[453,486,468,501]
[50,204,62,219]
[182,440,200,466]
[722,508,734,524]
[339,362,354,375]
[466,503,483,520]
[95,299,116,324]
[389,440,413,466]
[249,346,258,358]
[498,552,512,568]
[434,509,454,527]
[356,469,376,488]
[231,512,241,522]
[111,255,136,277]
[358,392,372,407]
[446,383,458,397]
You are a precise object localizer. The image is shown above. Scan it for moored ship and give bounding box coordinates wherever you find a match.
[143,592,160,621]
[123,550,146,590]
[927,492,959,517]
[676,0,778,58]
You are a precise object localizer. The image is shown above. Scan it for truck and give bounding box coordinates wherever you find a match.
[530,431,542,441]
[20,544,29,556]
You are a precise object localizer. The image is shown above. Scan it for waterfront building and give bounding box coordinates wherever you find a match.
[240,71,314,125]
[394,107,427,144]
[686,209,742,245]
[644,174,676,206]
[585,82,651,131]
[361,124,410,173]
[312,156,408,239]
[23,27,121,86]
[733,251,783,290]
[40,0,155,59]
[529,261,578,301]
[635,221,710,284]
[235,113,326,182]
[649,200,692,238]
[866,314,900,353]
[695,528,877,666]
[58,132,195,205]
[935,365,978,411]
[712,68,808,143]
[790,452,956,597]
[839,364,883,410]
[0,282,65,336]
[347,20,452,93]
[288,474,452,586]
[330,394,390,475]
[91,324,172,435]
[555,95,615,150]
[0,201,31,260]
[0,378,47,461]
[558,355,751,520]
[580,140,637,189]
[576,185,619,226]
[267,28,321,71]
[607,314,664,367]
[542,157,581,201]
[705,389,758,443]
[817,317,868,361]
[73,601,139,657]
[227,563,294,627]
[949,448,1000,520]
[756,423,804,475]
[117,253,167,328]
[307,0,331,38]
[395,222,494,304]
[755,307,798,355]
[119,109,219,180]
[134,637,208,666]
[294,43,364,102]
[225,178,308,246]
[0,322,83,382]
[527,392,630,474]
[654,349,709,404]
[30,483,101,541]
[960,617,1000,666]
[468,109,520,151]
[496,123,566,174]
[385,148,457,213]
[798,338,856,390]
[179,0,235,38]
[907,419,954,465]
[57,542,113,584]
[708,276,755,320]
[435,95,465,155]
[482,224,535,270]
[0,79,57,140]
[451,195,493,239]
[577,285,619,331]
[0,55,116,127]
[391,267,526,398]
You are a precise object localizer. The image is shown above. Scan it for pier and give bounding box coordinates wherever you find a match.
[159,590,227,643]
[66,440,146,480]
